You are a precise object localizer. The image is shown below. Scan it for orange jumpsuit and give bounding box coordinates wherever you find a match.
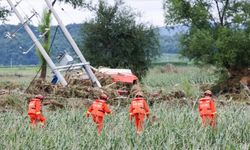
[86,99,112,134]
[198,96,216,127]
[129,97,150,134]
[28,98,46,126]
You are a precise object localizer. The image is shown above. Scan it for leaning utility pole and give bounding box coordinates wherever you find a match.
[44,0,101,87]
[6,0,67,86]
[7,0,101,87]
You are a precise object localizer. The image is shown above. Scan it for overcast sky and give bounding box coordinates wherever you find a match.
[2,0,165,27]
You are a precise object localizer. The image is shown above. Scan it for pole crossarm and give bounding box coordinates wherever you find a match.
[6,0,101,88]
[6,0,68,86]
[44,0,101,88]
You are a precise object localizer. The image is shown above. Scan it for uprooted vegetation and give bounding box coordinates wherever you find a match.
[0,69,191,112]
[0,65,249,112]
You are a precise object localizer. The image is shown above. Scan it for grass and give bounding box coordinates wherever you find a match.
[0,66,53,88]
[0,103,249,149]
[0,66,38,74]
[0,61,249,149]
[0,66,40,87]
[142,66,217,97]
[153,53,189,64]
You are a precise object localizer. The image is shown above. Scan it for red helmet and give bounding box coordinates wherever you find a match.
[100,94,108,100]
[35,94,44,100]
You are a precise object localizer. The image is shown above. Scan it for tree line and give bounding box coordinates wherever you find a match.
[1,0,249,89]
[164,0,250,77]
[0,24,181,66]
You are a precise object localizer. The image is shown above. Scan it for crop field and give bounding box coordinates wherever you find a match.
[0,103,249,149]
[0,66,40,87]
[0,64,249,149]
[153,53,189,66]
[142,66,218,98]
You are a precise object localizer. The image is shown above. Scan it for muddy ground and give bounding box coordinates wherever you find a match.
[0,65,249,112]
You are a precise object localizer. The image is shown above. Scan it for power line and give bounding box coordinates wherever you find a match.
[25,0,43,25]
[2,22,28,52]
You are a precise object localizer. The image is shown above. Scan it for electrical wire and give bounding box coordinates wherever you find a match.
[55,6,85,61]
[6,12,37,39]
[14,0,29,21]
[14,0,40,27]
[22,28,50,55]
[24,66,42,94]
[2,22,29,53]
[5,0,51,55]
[48,25,59,54]
[25,0,43,25]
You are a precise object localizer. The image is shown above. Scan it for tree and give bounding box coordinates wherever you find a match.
[81,0,160,78]
[37,8,52,79]
[0,3,9,22]
[164,0,250,79]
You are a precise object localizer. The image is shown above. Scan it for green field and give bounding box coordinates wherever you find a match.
[153,53,189,66]
[0,66,40,86]
[0,103,249,149]
[0,60,249,149]
[143,66,217,95]
[0,53,187,85]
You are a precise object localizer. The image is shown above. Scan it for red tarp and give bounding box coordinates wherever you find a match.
[111,73,138,84]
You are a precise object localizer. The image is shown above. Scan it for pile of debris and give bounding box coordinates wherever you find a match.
[0,93,26,113]
[0,81,24,91]
[25,72,132,106]
[25,72,190,108]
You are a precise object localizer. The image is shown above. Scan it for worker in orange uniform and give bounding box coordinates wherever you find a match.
[86,94,112,135]
[129,92,150,134]
[198,90,216,127]
[28,95,46,128]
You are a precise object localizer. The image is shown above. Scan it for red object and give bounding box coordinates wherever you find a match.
[117,89,129,95]
[200,114,215,127]
[92,115,104,134]
[29,114,46,125]
[111,73,138,84]
[86,99,112,135]
[129,97,150,134]
[198,96,216,127]
[28,98,46,126]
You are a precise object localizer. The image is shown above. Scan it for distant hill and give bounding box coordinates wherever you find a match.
[158,25,188,36]
[158,25,188,54]
[0,24,82,66]
[0,24,184,66]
